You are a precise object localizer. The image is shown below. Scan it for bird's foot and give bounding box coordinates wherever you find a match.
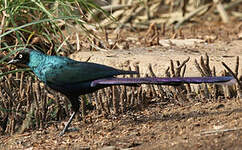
[59,130,66,136]
[59,122,69,136]
[59,127,79,136]
[59,111,77,136]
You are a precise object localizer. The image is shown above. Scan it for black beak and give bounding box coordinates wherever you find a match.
[7,59,19,65]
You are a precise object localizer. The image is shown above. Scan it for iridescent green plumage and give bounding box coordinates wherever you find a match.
[27,49,135,85]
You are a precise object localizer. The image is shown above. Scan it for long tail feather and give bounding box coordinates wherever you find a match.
[91,76,235,87]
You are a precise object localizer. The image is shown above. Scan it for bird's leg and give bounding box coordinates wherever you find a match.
[59,96,80,136]
[59,111,77,136]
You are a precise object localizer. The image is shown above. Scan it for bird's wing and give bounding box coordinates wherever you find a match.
[41,56,135,84]
[91,76,235,87]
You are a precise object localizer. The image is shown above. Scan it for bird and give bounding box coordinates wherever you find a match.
[8,48,234,136]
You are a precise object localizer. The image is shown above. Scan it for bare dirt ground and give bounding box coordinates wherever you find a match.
[1,100,242,150]
[0,22,242,149]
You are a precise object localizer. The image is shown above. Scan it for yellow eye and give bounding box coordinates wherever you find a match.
[19,54,23,59]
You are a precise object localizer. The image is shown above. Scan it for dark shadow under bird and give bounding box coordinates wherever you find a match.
[8,49,235,136]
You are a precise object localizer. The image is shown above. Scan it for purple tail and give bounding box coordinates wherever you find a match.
[91,76,234,87]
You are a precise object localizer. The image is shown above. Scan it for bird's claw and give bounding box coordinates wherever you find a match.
[59,129,67,136]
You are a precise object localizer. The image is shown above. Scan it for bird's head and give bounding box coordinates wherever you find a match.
[8,49,31,67]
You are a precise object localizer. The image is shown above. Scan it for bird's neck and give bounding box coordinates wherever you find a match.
[28,51,46,69]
